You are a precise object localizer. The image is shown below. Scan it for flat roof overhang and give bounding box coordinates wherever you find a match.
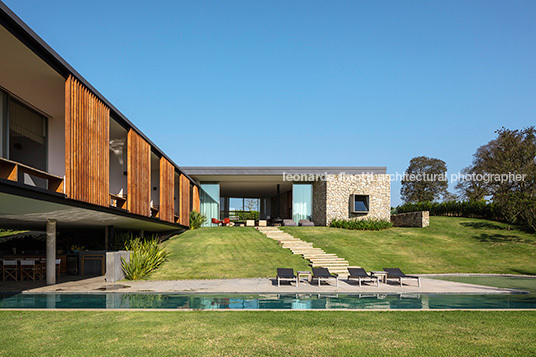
[183,167,387,198]
[182,166,387,176]
[0,180,185,232]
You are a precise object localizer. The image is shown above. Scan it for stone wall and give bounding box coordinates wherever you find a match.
[312,180,327,226]
[391,211,430,228]
[322,174,391,225]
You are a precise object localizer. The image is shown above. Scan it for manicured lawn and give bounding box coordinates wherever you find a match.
[150,227,310,280]
[0,311,534,356]
[283,217,536,275]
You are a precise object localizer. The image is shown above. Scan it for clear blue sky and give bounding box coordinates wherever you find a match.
[4,0,535,205]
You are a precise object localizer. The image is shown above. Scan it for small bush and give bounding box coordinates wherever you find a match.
[330,218,392,231]
[121,237,169,280]
[189,210,206,230]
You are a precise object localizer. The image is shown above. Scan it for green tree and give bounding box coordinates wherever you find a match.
[401,156,449,203]
[460,127,536,229]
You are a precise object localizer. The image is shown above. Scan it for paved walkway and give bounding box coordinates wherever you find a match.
[13,276,526,295]
[257,227,352,277]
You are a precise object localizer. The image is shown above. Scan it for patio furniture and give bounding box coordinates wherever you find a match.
[296,270,312,286]
[282,219,296,227]
[258,220,267,227]
[222,218,230,226]
[371,271,388,284]
[20,259,39,281]
[245,220,255,227]
[312,267,339,287]
[298,219,314,226]
[211,218,221,225]
[2,259,18,281]
[347,267,379,287]
[383,268,421,287]
[276,268,297,287]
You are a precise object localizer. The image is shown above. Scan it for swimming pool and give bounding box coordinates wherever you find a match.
[0,292,534,310]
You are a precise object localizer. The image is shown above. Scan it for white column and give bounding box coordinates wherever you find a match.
[46,219,56,285]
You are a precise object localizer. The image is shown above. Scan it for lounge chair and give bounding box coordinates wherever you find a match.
[382,268,421,287]
[312,267,339,287]
[276,268,297,287]
[298,219,314,226]
[282,219,296,226]
[347,267,379,287]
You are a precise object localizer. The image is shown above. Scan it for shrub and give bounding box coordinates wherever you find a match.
[121,237,169,280]
[330,218,392,231]
[189,210,206,230]
[394,200,499,221]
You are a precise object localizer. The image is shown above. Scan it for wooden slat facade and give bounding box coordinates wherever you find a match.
[159,157,175,223]
[65,75,110,206]
[192,185,200,212]
[127,129,151,216]
[179,174,190,226]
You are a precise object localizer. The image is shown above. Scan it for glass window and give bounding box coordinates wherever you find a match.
[200,183,220,227]
[8,98,47,171]
[0,91,5,158]
[293,183,313,224]
[352,195,369,212]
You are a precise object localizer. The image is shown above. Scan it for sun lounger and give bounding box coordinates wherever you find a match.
[276,268,297,287]
[382,268,421,287]
[312,267,339,287]
[347,267,379,287]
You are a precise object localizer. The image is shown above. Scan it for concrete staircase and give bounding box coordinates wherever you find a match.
[257,226,356,278]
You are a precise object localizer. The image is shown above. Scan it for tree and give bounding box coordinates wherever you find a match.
[401,156,449,203]
[455,165,489,201]
[459,126,536,229]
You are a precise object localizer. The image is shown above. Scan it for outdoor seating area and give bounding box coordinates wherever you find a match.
[276,267,421,288]
[1,258,61,281]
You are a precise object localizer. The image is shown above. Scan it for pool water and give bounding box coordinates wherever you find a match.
[0,292,535,310]
[1,276,535,310]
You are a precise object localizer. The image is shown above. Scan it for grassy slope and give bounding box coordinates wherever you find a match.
[283,216,536,275]
[0,311,534,356]
[150,227,310,280]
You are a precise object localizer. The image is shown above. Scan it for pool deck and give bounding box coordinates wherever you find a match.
[3,275,527,295]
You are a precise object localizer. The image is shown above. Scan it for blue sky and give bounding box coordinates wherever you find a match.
[4,0,535,205]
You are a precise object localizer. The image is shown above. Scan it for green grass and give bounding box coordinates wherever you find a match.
[149,227,310,280]
[0,311,534,356]
[283,216,536,275]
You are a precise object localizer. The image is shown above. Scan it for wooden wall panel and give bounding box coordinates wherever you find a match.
[127,129,151,216]
[179,174,190,226]
[159,158,175,223]
[65,75,110,206]
[192,185,200,213]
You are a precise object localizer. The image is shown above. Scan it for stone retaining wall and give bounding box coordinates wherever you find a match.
[391,211,430,228]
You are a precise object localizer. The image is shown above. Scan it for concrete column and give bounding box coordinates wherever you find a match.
[104,227,109,251]
[46,219,56,285]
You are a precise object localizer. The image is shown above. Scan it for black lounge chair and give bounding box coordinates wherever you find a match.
[276,268,297,287]
[347,267,379,287]
[382,268,421,287]
[312,267,339,287]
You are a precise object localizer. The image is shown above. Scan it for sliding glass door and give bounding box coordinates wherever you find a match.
[292,183,312,224]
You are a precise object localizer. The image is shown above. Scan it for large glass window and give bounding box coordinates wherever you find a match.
[8,98,47,171]
[200,183,220,227]
[0,91,5,158]
[293,183,312,223]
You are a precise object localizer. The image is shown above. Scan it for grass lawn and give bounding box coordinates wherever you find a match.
[283,216,536,275]
[150,227,310,280]
[0,311,534,356]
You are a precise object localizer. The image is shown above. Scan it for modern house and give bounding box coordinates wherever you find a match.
[184,167,390,227]
[0,1,390,284]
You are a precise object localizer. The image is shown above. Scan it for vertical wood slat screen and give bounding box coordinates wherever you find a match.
[179,174,190,226]
[65,75,110,206]
[127,129,151,216]
[159,158,175,223]
[192,185,200,212]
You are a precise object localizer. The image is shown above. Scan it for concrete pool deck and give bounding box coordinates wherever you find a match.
[2,275,527,295]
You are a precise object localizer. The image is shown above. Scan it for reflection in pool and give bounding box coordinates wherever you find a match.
[1,292,535,310]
